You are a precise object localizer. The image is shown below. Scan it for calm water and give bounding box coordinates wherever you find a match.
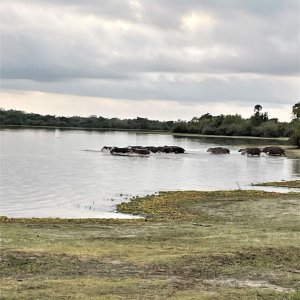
[1,128,299,218]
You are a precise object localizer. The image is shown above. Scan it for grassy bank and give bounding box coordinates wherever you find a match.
[1,190,300,299]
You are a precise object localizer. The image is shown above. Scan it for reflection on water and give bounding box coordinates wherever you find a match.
[173,135,290,146]
[0,128,299,218]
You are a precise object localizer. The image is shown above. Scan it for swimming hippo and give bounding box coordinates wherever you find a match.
[262,146,286,156]
[107,145,185,155]
[101,146,114,151]
[170,146,185,154]
[238,148,261,156]
[207,147,230,154]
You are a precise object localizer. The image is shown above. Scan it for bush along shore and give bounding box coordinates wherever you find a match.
[1,188,300,299]
[1,103,299,146]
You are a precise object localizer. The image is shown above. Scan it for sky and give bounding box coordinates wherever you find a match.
[1,0,299,121]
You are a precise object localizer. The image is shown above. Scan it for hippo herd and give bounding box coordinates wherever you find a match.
[101,145,286,157]
[208,146,286,156]
[101,145,185,156]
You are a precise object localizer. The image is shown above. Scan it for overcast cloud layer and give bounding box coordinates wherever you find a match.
[1,0,299,120]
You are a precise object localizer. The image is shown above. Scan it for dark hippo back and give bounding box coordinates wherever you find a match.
[170,146,185,154]
[246,148,261,156]
[263,147,285,156]
[207,147,230,154]
[110,147,131,154]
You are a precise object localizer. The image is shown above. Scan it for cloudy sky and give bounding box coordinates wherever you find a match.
[1,0,299,121]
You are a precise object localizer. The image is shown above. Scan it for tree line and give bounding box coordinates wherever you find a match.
[0,109,174,131]
[0,103,299,146]
[173,103,299,146]
[173,114,291,138]
[173,106,289,138]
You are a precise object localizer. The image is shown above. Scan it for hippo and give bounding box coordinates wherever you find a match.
[207,147,230,154]
[238,149,247,155]
[101,146,113,151]
[110,146,150,156]
[170,146,185,154]
[262,146,286,156]
[238,148,261,156]
[128,146,150,155]
[108,145,185,155]
[145,146,185,154]
[262,146,274,152]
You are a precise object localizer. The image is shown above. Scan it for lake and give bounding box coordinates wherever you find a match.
[1,128,299,218]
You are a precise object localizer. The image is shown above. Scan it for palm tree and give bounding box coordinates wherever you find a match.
[292,102,300,119]
[254,104,262,113]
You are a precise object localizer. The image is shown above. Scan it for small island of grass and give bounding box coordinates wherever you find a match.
[253,180,300,189]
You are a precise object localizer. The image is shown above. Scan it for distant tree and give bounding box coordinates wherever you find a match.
[290,103,300,147]
[254,104,262,114]
[191,117,200,123]
[172,121,189,133]
[199,113,213,120]
[292,102,300,119]
[250,104,268,126]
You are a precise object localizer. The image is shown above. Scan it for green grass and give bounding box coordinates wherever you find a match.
[1,190,300,299]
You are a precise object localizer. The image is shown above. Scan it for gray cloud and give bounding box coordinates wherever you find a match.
[1,0,299,108]
[3,74,298,108]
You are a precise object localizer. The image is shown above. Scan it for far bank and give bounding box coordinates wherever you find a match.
[0,124,291,142]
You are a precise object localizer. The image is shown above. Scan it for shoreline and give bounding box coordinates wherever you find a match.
[1,181,300,221]
[0,124,291,142]
[1,180,300,221]
[1,188,299,299]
